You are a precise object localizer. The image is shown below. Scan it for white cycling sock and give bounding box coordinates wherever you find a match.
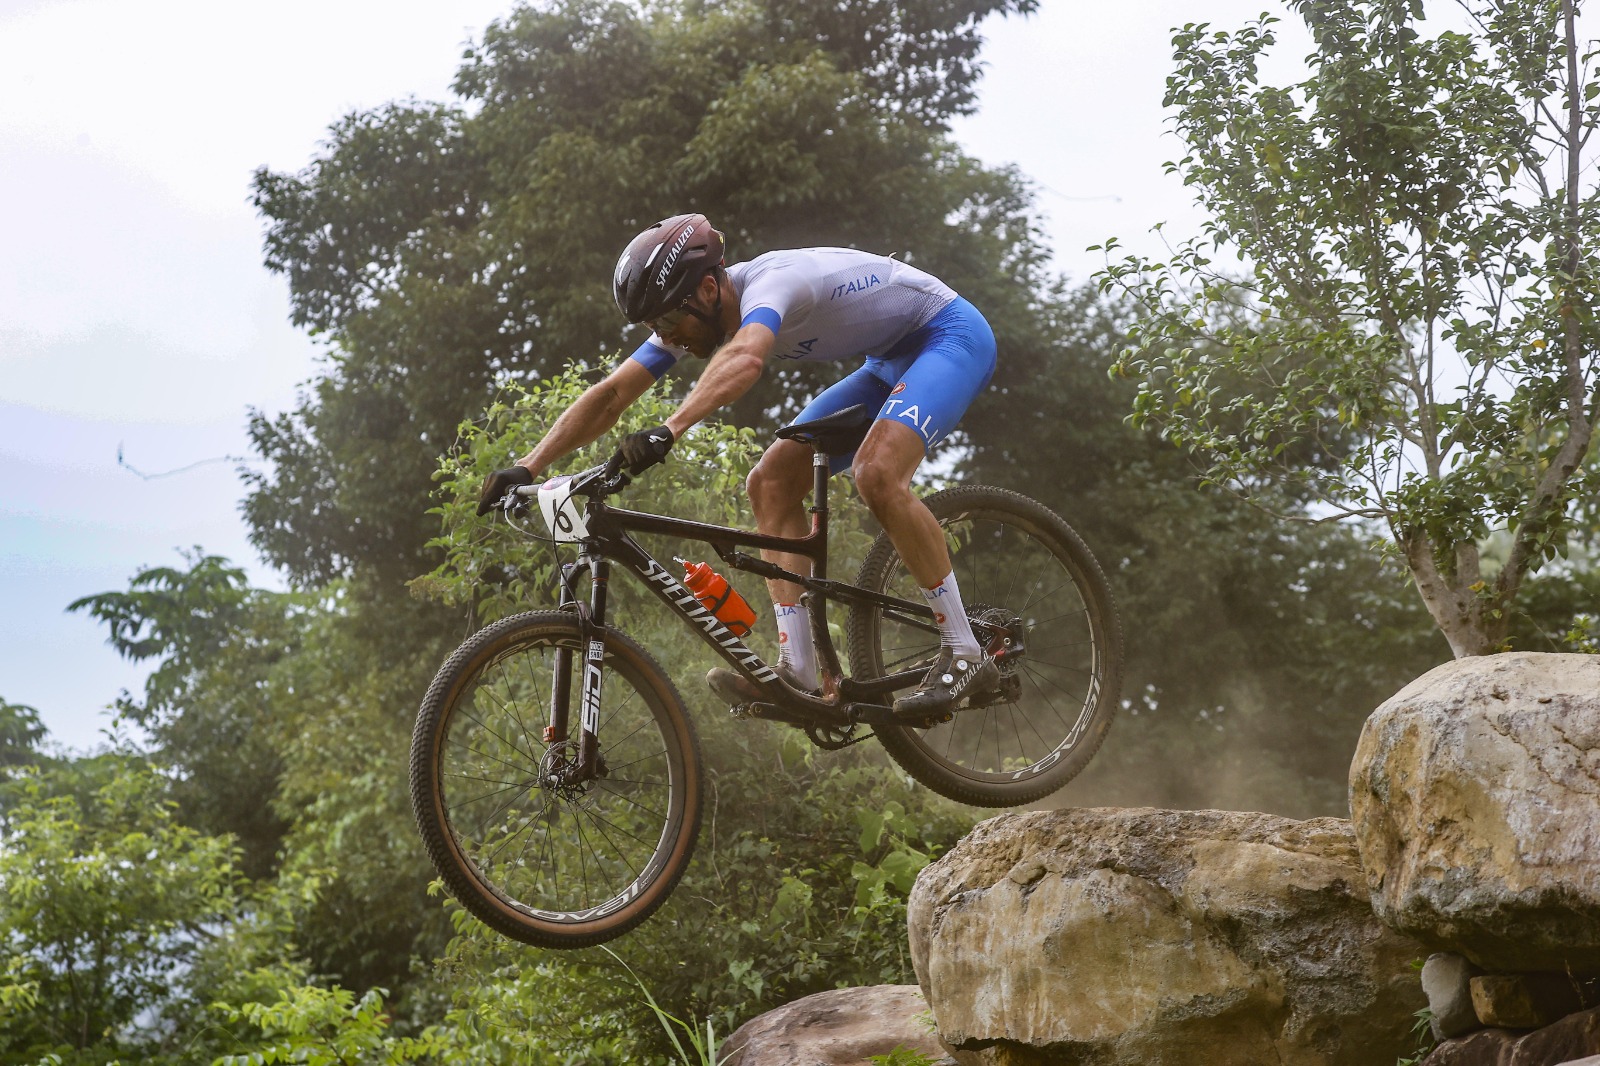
[921,571,984,659]
[774,602,819,685]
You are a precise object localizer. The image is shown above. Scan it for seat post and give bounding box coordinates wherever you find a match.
[810,450,830,519]
[812,444,825,585]
[809,450,830,580]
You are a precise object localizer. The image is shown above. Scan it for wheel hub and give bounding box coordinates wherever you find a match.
[537,741,600,801]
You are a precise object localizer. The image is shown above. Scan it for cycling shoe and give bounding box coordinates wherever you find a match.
[707,661,818,706]
[891,647,999,719]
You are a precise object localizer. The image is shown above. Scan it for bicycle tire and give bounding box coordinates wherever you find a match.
[847,485,1122,807]
[410,611,702,948]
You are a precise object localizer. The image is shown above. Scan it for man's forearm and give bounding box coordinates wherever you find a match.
[518,383,626,475]
[665,351,764,439]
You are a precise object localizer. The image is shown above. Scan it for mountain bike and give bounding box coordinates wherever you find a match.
[409,404,1122,948]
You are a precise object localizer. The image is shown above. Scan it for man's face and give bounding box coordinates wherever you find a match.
[646,276,722,358]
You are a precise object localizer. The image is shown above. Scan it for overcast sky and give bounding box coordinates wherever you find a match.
[0,0,1313,751]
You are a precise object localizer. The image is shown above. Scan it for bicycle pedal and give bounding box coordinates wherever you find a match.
[728,701,780,721]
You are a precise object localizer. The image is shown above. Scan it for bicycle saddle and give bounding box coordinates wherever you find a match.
[775,404,873,455]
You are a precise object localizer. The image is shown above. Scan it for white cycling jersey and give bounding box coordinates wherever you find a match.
[629,247,957,378]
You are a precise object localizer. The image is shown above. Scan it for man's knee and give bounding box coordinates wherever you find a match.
[852,423,922,509]
[852,451,909,511]
[747,442,811,511]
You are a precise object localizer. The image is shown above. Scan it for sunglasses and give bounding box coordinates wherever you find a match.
[645,301,693,337]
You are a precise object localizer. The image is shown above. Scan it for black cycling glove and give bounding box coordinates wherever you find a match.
[476,465,535,516]
[617,425,675,475]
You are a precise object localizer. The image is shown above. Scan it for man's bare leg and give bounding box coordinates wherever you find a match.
[853,420,993,714]
[744,438,822,686]
[850,420,952,588]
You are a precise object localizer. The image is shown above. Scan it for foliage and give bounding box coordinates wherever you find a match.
[1395,999,1438,1066]
[254,586,458,995]
[244,0,1040,591]
[959,284,1448,814]
[69,554,306,878]
[0,700,47,769]
[601,947,730,1066]
[236,0,1449,836]
[30,3,1567,1063]
[417,366,768,623]
[65,556,454,993]
[1097,0,1600,656]
[211,985,469,1066]
[0,757,245,1062]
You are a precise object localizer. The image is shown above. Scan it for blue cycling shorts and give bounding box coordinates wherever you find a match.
[789,296,997,473]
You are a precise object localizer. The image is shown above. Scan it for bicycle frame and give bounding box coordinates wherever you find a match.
[539,451,941,777]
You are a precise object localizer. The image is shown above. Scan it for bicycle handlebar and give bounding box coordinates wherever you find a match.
[506,462,633,508]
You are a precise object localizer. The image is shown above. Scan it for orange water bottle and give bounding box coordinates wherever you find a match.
[681,561,758,637]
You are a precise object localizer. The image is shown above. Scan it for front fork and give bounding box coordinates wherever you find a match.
[547,553,608,785]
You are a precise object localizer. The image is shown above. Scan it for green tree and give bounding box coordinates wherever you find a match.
[66,554,455,993]
[69,554,303,879]
[245,0,1038,592]
[243,0,1447,823]
[0,700,47,769]
[1098,0,1600,657]
[211,984,472,1066]
[0,757,244,1062]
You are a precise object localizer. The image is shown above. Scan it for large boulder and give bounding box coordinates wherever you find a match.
[1349,652,1600,972]
[719,985,969,1066]
[908,808,1426,1066]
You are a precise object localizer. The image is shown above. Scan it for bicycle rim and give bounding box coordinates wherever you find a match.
[411,612,701,947]
[850,487,1121,806]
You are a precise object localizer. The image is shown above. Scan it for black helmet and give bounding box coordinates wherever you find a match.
[613,213,725,323]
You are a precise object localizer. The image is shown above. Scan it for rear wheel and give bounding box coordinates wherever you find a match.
[410,611,701,948]
[847,486,1122,807]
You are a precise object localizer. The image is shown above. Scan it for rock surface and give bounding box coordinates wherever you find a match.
[1425,953,1485,1039]
[908,807,1426,1066]
[1472,974,1600,1030]
[719,984,970,1066]
[1349,652,1600,972]
[1423,1003,1600,1065]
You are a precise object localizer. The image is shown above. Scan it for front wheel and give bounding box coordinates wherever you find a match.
[410,611,702,948]
[847,486,1122,807]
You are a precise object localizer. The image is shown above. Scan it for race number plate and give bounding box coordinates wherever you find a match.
[536,476,590,543]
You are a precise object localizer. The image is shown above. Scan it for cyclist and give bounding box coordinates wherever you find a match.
[476,213,998,717]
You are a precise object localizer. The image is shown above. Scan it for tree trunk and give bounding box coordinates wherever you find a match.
[1401,532,1500,657]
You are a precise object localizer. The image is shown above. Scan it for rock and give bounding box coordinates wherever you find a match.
[1423,1003,1600,1064]
[908,807,1427,1066]
[1424,1026,1518,1065]
[1349,652,1600,973]
[1425,953,1485,1039]
[1471,974,1600,1030]
[719,984,971,1066]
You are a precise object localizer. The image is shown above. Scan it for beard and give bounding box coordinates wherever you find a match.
[684,325,725,358]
